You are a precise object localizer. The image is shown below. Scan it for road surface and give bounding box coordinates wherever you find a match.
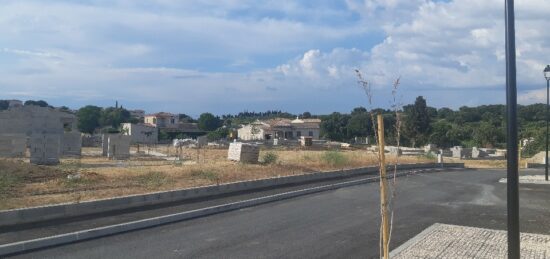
[9,169,550,258]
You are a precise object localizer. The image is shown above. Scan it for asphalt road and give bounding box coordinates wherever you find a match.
[9,169,550,259]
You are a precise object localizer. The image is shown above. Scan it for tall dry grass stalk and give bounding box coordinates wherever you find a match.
[355,69,402,259]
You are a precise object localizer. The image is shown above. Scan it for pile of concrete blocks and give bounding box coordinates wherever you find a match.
[441,149,453,157]
[451,146,472,159]
[227,142,259,163]
[0,134,27,157]
[388,147,402,155]
[30,134,61,165]
[472,147,488,158]
[61,132,82,157]
[103,134,131,160]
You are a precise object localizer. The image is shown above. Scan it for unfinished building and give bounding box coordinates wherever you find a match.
[0,106,81,164]
[102,134,131,160]
[121,123,158,144]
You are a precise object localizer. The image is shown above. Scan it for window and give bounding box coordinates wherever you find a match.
[153,118,157,124]
[297,131,301,137]
[171,118,175,124]
[309,131,313,137]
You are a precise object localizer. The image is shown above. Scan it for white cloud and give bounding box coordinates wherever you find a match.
[519,88,546,104]
[348,0,550,91]
[0,0,548,113]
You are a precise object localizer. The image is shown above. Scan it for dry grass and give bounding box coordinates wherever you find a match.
[446,157,528,169]
[0,146,433,210]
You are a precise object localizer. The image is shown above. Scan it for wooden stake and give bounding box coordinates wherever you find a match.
[377,114,390,259]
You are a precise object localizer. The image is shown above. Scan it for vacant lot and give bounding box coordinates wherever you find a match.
[0,146,433,210]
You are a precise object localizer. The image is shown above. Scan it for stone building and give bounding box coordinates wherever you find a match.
[121,123,158,144]
[238,117,321,141]
[144,112,178,128]
[144,112,205,139]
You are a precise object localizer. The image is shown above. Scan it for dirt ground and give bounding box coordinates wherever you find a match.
[0,146,434,210]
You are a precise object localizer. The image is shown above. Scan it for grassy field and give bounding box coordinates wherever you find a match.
[0,146,434,210]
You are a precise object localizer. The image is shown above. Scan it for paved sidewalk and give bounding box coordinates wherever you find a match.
[391,223,550,258]
[499,175,550,185]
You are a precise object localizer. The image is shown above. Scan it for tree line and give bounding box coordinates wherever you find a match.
[4,98,549,156]
[319,96,548,156]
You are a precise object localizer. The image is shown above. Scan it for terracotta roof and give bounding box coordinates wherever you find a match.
[264,118,292,127]
[302,118,321,123]
[293,122,320,129]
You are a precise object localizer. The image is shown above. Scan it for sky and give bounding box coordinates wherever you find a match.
[0,0,549,117]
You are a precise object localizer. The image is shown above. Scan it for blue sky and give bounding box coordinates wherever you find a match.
[0,0,549,117]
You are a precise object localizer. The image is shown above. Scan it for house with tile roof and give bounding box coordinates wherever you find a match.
[237,117,321,140]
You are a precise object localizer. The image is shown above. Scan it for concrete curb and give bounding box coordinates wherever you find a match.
[0,163,463,227]
[0,168,461,257]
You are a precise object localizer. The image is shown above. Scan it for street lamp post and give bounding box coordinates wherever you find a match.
[545,65,550,181]
[504,0,520,258]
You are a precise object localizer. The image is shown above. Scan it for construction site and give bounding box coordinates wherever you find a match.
[1,105,545,211]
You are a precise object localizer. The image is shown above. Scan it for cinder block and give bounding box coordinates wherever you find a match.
[227,142,259,163]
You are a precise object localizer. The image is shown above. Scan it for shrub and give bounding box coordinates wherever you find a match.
[0,172,22,198]
[190,169,219,182]
[138,171,170,188]
[262,152,278,165]
[322,151,348,166]
[424,151,436,160]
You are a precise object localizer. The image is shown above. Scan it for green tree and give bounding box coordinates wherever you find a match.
[473,121,503,148]
[403,96,431,147]
[320,112,350,141]
[198,113,222,131]
[178,113,195,123]
[99,107,131,129]
[76,105,102,134]
[347,110,371,138]
[351,107,368,116]
[302,111,312,119]
[207,127,229,141]
[24,100,49,107]
[0,100,9,111]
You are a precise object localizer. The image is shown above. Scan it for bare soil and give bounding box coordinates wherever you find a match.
[0,146,433,210]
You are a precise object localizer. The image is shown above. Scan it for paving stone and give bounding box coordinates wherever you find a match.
[392,223,550,258]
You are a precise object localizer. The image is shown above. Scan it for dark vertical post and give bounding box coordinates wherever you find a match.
[546,78,549,181]
[505,0,520,258]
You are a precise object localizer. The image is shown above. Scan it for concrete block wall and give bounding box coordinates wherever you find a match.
[30,134,61,165]
[61,132,82,157]
[227,142,259,163]
[101,134,110,156]
[121,123,158,144]
[197,136,208,148]
[0,134,27,157]
[107,135,131,160]
[0,106,80,161]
